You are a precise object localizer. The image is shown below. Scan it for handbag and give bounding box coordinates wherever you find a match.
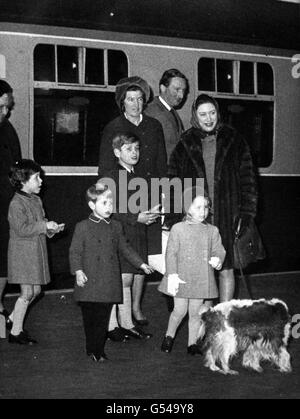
[233,218,266,270]
[233,218,266,298]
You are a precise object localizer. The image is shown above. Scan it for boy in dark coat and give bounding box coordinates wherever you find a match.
[69,183,153,362]
[100,133,159,339]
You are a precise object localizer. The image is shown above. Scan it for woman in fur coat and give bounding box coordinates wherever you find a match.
[167,94,258,302]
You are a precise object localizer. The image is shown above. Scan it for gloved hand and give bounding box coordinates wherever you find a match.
[234,214,253,238]
[167,274,186,296]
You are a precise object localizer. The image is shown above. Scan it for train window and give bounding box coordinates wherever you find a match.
[108,50,128,85]
[239,61,254,94]
[216,60,234,93]
[34,89,119,166]
[34,45,55,82]
[218,98,273,167]
[85,49,105,85]
[198,58,215,91]
[57,46,79,84]
[257,63,274,95]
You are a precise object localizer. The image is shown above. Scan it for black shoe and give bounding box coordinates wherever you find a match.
[187,344,203,356]
[124,327,152,340]
[8,331,37,345]
[107,327,129,342]
[161,336,174,353]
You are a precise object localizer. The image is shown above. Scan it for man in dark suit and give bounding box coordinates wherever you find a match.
[0,80,22,318]
[145,69,188,162]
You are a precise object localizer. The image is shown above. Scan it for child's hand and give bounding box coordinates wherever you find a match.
[138,211,159,226]
[76,270,88,287]
[209,257,222,270]
[47,222,65,235]
[46,221,59,231]
[140,263,155,275]
[167,273,186,296]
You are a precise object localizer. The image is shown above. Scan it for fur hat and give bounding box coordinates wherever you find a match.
[115,76,150,109]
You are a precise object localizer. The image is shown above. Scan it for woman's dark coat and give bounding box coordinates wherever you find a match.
[168,124,257,269]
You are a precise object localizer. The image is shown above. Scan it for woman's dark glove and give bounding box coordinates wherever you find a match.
[234,214,253,237]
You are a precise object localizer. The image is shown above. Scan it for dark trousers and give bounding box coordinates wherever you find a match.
[80,302,113,358]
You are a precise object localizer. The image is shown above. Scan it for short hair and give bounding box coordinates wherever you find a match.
[86,183,111,204]
[119,85,146,113]
[112,133,140,150]
[0,80,13,97]
[159,69,187,89]
[9,159,42,191]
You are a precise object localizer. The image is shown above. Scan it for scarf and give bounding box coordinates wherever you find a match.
[184,212,207,225]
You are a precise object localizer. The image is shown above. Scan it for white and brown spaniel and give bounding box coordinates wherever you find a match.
[198,299,292,375]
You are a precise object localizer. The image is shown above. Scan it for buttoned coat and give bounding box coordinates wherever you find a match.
[69,216,144,303]
[158,221,226,299]
[145,97,184,162]
[101,165,148,273]
[7,192,51,285]
[98,114,167,254]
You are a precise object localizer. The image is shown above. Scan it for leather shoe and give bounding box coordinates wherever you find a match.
[107,327,129,342]
[8,331,37,345]
[124,327,152,340]
[187,344,202,356]
[161,336,174,353]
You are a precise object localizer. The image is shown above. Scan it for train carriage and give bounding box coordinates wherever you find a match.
[0,0,300,283]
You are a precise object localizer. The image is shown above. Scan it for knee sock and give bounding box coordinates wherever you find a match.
[108,304,119,331]
[118,287,135,330]
[11,298,29,336]
[166,310,186,338]
[188,314,202,346]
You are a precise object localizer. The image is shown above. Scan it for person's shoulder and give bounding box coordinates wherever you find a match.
[219,124,242,142]
[145,97,163,112]
[75,218,89,231]
[205,222,220,235]
[143,113,163,128]
[170,221,186,232]
[103,115,124,131]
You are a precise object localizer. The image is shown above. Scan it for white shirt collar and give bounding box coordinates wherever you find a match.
[124,113,143,126]
[119,162,135,174]
[159,96,172,111]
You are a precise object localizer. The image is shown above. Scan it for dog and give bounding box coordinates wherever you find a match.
[197,299,292,375]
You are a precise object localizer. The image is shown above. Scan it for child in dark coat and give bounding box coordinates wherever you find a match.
[69,183,153,362]
[100,133,159,341]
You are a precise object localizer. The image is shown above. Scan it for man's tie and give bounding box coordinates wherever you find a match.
[170,108,181,133]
